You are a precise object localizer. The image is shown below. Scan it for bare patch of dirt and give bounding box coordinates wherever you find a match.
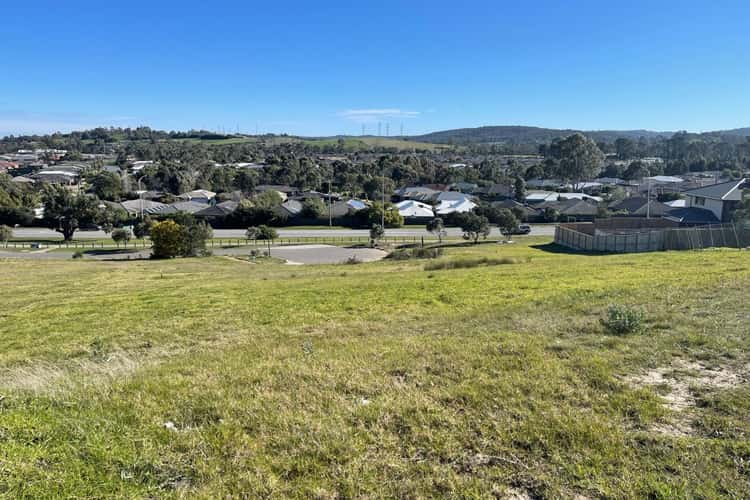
[628,359,748,436]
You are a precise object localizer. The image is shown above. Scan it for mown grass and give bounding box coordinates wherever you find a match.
[1,239,749,497]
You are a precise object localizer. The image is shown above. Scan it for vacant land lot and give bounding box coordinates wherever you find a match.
[1,238,749,497]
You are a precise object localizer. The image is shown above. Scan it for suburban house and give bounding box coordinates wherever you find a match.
[609,197,672,217]
[195,201,239,219]
[32,170,78,184]
[178,189,216,204]
[474,183,514,199]
[435,198,476,215]
[120,199,168,216]
[275,199,303,218]
[394,186,440,202]
[255,185,298,201]
[153,201,207,215]
[328,199,368,218]
[490,199,540,221]
[537,199,599,222]
[680,178,747,223]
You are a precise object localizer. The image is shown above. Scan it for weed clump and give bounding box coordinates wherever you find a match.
[389,247,444,260]
[601,305,644,335]
[424,256,518,271]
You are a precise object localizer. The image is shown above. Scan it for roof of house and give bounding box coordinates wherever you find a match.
[557,192,603,202]
[157,201,208,214]
[435,191,472,202]
[596,177,628,185]
[538,199,599,216]
[610,197,671,216]
[558,200,600,216]
[526,178,564,189]
[346,199,368,211]
[645,175,684,184]
[120,199,168,214]
[276,199,303,216]
[665,207,721,225]
[179,189,216,200]
[490,199,540,216]
[664,199,687,208]
[435,198,477,215]
[396,186,439,196]
[395,200,435,218]
[525,190,559,203]
[194,201,238,217]
[681,178,747,201]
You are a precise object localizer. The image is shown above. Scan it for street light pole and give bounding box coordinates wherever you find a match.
[381,174,385,228]
[646,167,651,219]
[137,176,145,219]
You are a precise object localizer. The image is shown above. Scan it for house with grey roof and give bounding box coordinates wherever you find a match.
[609,197,672,217]
[681,178,747,222]
[120,199,168,216]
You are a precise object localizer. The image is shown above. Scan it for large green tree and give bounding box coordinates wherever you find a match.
[549,133,605,183]
[88,171,123,201]
[41,186,102,241]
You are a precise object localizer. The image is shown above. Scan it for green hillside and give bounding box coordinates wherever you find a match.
[1,240,749,497]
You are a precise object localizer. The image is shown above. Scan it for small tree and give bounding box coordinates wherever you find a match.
[300,198,325,219]
[457,213,490,244]
[514,176,526,202]
[150,220,183,259]
[426,217,446,243]
[369,223,385,247]
[249,225,278,241]
[245,226,259,240]
[495,209,520,241]
[0,224,12,244]
[180,220,213,257]
[111,228,132,247]
[133,217,153,239]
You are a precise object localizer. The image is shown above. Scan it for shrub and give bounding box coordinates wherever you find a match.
[369,224,385,246]
[0,224,12,243]
[111,228,132,247]
[150,220,183,259]
[389,247,444,260]
[601,305,644,335]
[247,225,278,241]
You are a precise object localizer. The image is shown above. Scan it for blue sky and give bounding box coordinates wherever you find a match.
[2,0,749,137]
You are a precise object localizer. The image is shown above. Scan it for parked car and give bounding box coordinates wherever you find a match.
[502,224,531,235]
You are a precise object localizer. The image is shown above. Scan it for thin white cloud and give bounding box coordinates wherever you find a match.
[338,108,420,123]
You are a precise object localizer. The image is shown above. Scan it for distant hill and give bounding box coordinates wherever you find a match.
[407,126,672,145]
[708,127,750,137]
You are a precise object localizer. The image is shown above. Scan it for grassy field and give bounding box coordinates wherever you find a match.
[1,239,749,497]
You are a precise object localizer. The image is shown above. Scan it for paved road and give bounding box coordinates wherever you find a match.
[12,224,556,240]
[0,245,388,264]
